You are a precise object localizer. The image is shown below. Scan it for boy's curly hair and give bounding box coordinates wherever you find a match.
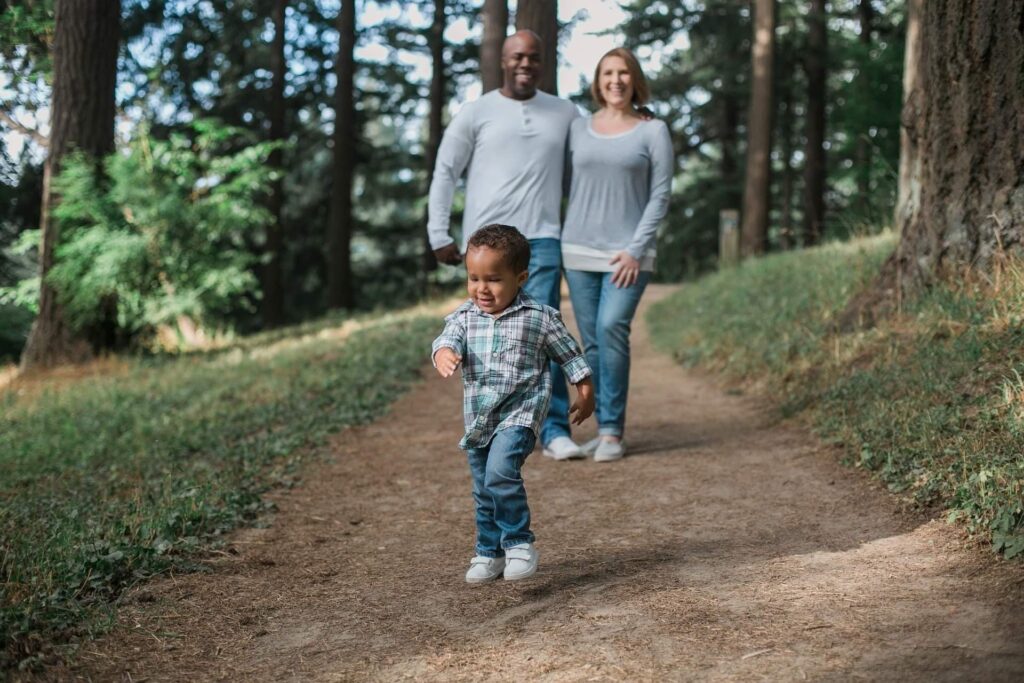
[466,224,531,273]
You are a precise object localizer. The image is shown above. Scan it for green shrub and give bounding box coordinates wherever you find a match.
[38,120,278,343]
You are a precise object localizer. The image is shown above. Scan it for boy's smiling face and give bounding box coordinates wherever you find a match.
[465,245,528,315]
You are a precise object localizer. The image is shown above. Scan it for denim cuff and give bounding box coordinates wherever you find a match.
[501,534,535,550]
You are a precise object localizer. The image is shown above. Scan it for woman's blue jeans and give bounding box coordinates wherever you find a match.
[564,269,651,437]
[466,427,536,557]
[523,238,571,445]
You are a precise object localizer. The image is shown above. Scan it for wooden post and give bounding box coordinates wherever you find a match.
[719,209,740,268]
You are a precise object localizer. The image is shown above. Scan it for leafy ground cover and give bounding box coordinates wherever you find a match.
[0,308,441,670]
[648,233,1024,560]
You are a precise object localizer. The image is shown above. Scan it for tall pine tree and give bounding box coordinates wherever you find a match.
[893,1,1023,291]
[481,0,508,92]
[802,0,827,245]
[21,0,120,369]
[740,0,775,257]
[326,0,356,310]
[515,0,557,94]
[262,0,288,328]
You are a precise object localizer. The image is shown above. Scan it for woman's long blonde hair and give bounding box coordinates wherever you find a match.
[590,47,650,108]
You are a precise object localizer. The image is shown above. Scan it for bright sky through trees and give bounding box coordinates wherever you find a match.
[1,0,642,159]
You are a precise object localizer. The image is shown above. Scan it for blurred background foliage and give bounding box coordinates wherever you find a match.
[0,0,906,361]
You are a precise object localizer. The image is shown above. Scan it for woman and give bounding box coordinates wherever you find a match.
[561,47,673,462]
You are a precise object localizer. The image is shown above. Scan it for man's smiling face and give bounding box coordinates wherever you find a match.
[501,32,542,100]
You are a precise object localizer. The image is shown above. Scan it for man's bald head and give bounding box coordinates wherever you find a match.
[500,30,543,100]
[502,30,542,58]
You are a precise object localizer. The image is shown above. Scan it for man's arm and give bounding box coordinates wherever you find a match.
[427,104,476,264]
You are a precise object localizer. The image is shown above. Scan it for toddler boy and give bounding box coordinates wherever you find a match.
[432,224,594,583]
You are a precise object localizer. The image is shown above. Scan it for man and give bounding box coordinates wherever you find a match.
[427,30,583,460]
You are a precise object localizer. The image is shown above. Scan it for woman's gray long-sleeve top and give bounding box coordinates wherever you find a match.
[561,117,674,272]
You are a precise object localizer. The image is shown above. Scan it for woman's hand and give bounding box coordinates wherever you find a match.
[609,251,641,288]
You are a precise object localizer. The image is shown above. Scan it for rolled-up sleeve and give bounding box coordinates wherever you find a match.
[542,310,591,384]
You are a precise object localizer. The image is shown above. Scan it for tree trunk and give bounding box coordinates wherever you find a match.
[481,0,507,93]
[262,0,287,328]
[720,88,741,213]
[894,0,922,234]
[718,5,745,217]
[802,0,827,246]
[20,0,120,371]
[854,0,874,213]
[422,0,445,283]
[894,1,1024,291]
[326,0,355,310]
[514,0,557,95]
[740,0,775,258]
[779,68,795,250]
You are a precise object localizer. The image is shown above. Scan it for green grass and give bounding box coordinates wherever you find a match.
[649,232,1024,560]
[0,309,440,670]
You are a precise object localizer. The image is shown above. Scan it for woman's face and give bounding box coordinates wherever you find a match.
[598,56,633,109]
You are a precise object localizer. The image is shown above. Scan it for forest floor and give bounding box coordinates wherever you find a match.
[50,285,1024,682]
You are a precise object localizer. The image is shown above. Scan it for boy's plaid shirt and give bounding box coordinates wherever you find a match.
[432,291,591,449]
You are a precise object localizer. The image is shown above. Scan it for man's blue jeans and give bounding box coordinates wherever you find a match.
[466,427,536,557]
[523,238,571,445]
[563,269,651,437]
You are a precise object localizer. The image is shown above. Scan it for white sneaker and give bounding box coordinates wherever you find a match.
[465,556,505,584]
[542,436,583,460]
[503,543,538,581]
[580,437,601,456]
[594,439,626,462]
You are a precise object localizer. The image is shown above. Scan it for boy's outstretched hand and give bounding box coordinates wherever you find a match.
[569,378,595,425]
[434,347,462,378]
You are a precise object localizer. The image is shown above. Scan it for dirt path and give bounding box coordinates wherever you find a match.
[62,285,1023,682]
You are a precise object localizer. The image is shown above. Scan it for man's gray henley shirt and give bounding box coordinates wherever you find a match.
[427,89,579,250]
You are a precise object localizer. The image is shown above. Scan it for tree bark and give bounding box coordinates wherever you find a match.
[778,68,795,250]
[894,1,1024,291]
[326,0,355,310]
[20,0,120,371]
[481,0,507,93]
[894,0,922,234]
[720,86,741,213]
[740,0,775,258]
[854,0,874,213]
[422,0,446,282]
[802,0,827,246]
[262,0,287,328]
[514,0,557,95]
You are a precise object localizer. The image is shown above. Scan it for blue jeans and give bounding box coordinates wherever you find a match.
[466,427,536,557]
[523,238,571,445]
[564,269,651,437]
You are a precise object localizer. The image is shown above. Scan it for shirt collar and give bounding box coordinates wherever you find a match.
[471,290,542,318]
